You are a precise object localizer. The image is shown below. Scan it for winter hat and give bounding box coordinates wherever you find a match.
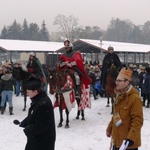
[117,68,132,81]
[24,77,41,90]
[108,46,114,51]
[64,40,73,48]
[29,52,35,56]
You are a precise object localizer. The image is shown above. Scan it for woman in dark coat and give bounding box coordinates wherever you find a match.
[14,77,56,150]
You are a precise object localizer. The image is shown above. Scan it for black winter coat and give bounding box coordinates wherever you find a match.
[102,53,122,71]
[141,73,150,94]
[101,52,122,88]
[20,91,56,150]
[12,66,22,81]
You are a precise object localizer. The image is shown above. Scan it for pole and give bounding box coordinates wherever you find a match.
[99,37,103,63]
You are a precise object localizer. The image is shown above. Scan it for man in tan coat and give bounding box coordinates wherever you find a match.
[106,68,143,150]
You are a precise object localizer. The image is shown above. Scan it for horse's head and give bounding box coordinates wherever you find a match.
[48,68,68,94]
[105,65,119,97]
[109,65,119,79]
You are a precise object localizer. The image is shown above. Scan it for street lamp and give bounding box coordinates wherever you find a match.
[99,37,103,62]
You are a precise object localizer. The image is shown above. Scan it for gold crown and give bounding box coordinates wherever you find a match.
[120,68,132,78]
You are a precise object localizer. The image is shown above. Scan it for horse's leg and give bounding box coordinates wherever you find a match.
[65,108,70,128]
[111,97,114,114]
[76,98,80,119]
[57,106,63,127]
[81,110,85,120]
[106,96,110,107]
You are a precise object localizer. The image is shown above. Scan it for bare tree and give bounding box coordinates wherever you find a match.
[53,14,78,41]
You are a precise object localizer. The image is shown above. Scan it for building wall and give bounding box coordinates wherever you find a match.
[20,52,46,64]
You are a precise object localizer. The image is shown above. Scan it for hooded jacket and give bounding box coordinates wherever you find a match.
[106,85,143,149]
[0,73,16,92]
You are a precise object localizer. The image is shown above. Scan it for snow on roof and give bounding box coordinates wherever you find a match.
[80,39,150,53]
[1,39,150,54]
[0,39,64,52]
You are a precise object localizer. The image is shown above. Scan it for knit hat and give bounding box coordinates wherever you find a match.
[24,77,41,90]
[117,68,132,81]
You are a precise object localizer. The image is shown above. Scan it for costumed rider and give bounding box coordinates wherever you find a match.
[26,52,47,88]
[100,46,122,90]
[59,40,92,97]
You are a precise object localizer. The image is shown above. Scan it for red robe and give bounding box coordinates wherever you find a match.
[59,51,92,87]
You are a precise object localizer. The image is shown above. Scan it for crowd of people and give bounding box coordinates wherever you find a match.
[0,39,148,150]
[0,53,49,115]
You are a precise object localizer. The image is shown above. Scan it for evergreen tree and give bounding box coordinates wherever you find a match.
[7,20,22,39]
[1,26,8,39]
[28,23,40,40]
[40,20,50,41]
[21,19,29,40]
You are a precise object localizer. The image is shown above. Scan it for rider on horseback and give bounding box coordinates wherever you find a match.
[59,40,92,97]
[26,52,47,89]
[100,46,122,91]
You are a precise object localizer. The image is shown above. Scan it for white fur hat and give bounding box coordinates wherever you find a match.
[29,52,35,56]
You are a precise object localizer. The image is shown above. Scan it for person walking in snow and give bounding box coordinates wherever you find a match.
[13,77,56,150]
[106,68,143,150]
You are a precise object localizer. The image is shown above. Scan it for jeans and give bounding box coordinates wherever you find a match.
[90,84,97,99]
[15,81,22,96]
[1,91,13,107]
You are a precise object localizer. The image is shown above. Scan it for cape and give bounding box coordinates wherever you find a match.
[60,51,92,88]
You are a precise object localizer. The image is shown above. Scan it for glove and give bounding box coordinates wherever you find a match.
[28,68,33,73]
[119,139,134,150]
[13,119,20,125]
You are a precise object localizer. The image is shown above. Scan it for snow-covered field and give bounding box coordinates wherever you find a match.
[0,93,149,150]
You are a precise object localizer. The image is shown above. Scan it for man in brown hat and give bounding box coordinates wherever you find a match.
[106,68,143,150]
[13,77,56,150]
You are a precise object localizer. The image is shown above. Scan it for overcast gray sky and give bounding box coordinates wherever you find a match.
[0,0,150,33]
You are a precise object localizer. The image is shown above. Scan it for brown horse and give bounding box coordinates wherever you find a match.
[49,67,85,128]
[105,65,119,114]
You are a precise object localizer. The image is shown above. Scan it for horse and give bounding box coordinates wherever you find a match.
[49,67,86,128]
[18,64,45,111]
[105,65,119,114]
[19,68,31,111]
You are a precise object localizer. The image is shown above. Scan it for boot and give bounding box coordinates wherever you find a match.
[1,107,5,114]
[9,107,14,115]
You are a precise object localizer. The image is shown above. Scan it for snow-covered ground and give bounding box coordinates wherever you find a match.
[0,93,149,150]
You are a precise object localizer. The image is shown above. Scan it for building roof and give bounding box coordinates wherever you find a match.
[78,39,150,53]
[0,39,64,52]
[0,39,150,54]
[57,39,150,54]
